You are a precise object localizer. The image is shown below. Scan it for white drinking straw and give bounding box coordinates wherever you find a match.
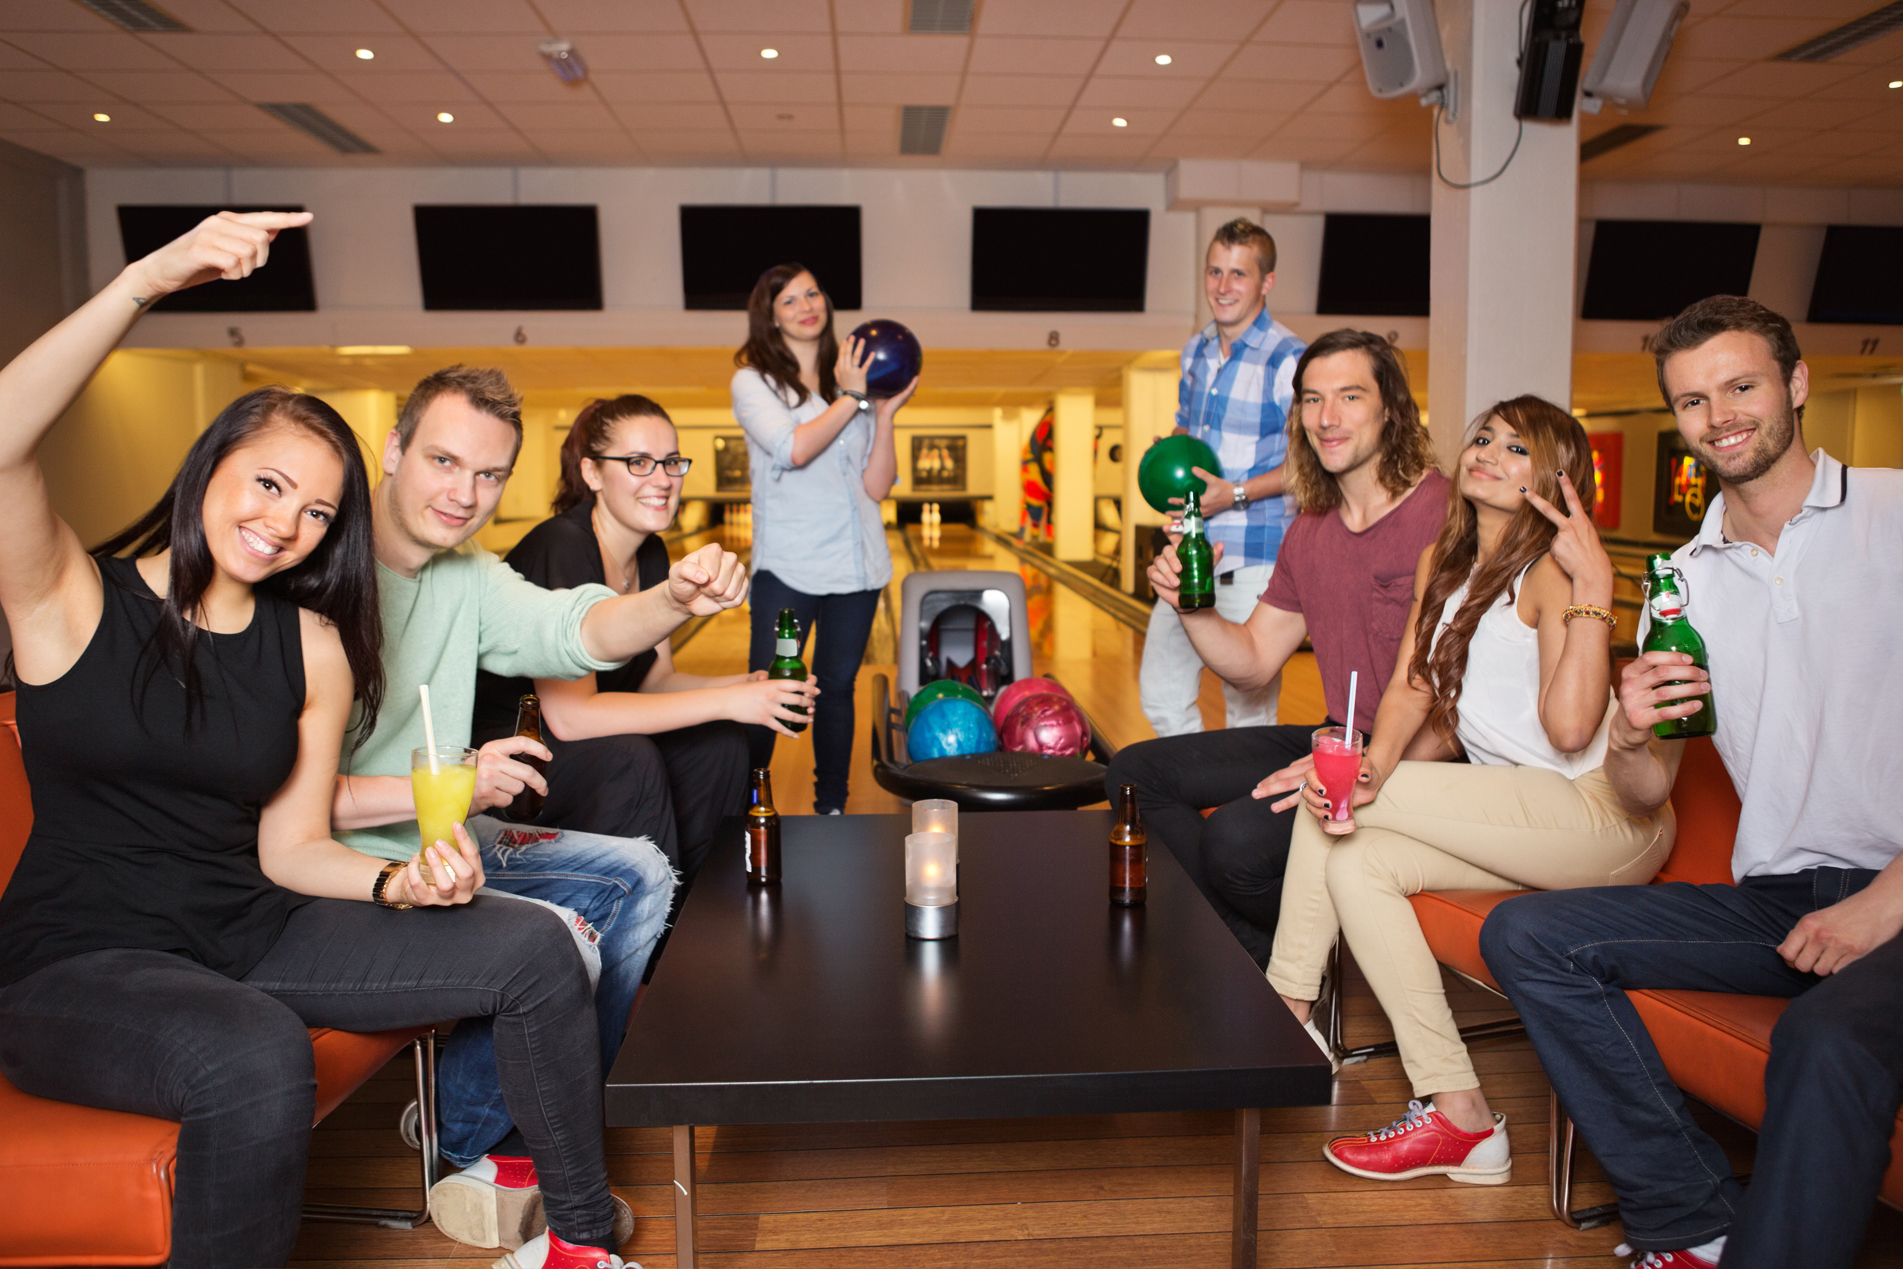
[419,683,439,775]
[1344,671,1359,745]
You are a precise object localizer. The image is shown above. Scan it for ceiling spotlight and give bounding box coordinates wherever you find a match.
[1891,79,1902,88]
[355,47,374,60]
[1112,116,1128,127]
[332,345,413,356]
[1154,53,1172,65]
[437,111,455,123]
[760,47,778,59]
[93,112,111,122]
[538,37,587,84]
[1737,135,1751,145]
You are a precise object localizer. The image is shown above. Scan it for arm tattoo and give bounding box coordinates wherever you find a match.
[132,295,152,309]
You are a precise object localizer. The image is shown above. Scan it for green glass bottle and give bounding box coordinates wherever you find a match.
[767,608,809,733]
[1641,552,1717,740]
[1176,488,1216,611]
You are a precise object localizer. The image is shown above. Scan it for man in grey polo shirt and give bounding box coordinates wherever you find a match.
[1481,296,1903,1269]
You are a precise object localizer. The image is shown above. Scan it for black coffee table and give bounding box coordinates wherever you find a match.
[606,810,1331,1268]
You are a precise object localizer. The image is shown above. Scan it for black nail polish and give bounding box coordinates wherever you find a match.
[1519,486,1527,493]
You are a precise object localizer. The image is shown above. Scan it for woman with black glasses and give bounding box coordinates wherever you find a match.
[473,395,814,887]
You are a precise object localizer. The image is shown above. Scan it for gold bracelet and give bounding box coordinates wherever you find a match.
[372,859,414,909]
[1562,604,1616,629]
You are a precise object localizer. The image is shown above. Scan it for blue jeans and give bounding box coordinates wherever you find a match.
[745,570,882,812]
[1480,869,1901,1264]
[434,816,676,1167]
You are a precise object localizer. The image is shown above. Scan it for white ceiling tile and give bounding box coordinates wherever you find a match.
[630,129,741,155]
[840,72,962,104]
[542,33,706,71]
[423,34,550,72]
[727,101,838,128]
[335,70,481,104]
[1302,82,1420,118]
[612,101,733,129]
[1269,112,1382,142]
[419,129,544,156]
[1119,0,1277,42]
[77,71,239,102]
[1695,61,1864,98]
[590,70,720,101]
[697,32,833,70]
[1225,43,1358,81]
[279,34,441,71]
[0,42,45,69]
[684,0,831,33]
[516,127,640,150]
[397,100,511,129]
[0,132,137,162]
[0,100,51,126]
[737,130,843,156]
[1247,135,1358,165]
[6,32,181,70]
[0,1,116,31]
[535,0,689,32]
[715,70,838,103]
[497,100,621,130]
[206,70,355,101]
[36,100,171,128]
[379,0,547,34]
[1,69,107,101]
[1062,107,1174,135]
[1194,79,1327,113]
[147,100,286,130]
[221,0,405,34]
[1043,132,1158,159]
[1253,2,1355,46]
[839,103,888,130]
[461,71,592,102]
[1152,134,1258,160]
[1076,76,1201,110]
[1093,39,1233,78]
[1672,16,1838,62]
[1166,108,1277,138]
[835,34,969,74]
[116,130,250,159]
[960,74,1083,107]
[832,0,903,34]
[940,131,1052,157]
[952,104,1067,133]
[151,34,314,72]
[978,0,1125,39]
[968,36,1101,76]
[842,129,899,156]
[133,0,256,32]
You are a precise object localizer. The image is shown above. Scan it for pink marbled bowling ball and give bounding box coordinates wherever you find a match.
[991,675,1072,722]
[998,692,1092,757]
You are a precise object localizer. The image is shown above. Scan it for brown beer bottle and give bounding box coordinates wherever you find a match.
[506,694,549,823]
[746,767,781,885]
[1109,783,1147,906]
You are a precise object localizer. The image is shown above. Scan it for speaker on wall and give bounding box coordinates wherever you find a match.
[1581,0,1689,113]
[1353,0,1448,102]
[1515,0,1586,120]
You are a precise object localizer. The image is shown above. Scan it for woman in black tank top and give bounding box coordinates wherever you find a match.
[0,215,629,1267]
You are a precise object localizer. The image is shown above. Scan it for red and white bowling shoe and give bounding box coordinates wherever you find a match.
[1322,1099,1512,1184]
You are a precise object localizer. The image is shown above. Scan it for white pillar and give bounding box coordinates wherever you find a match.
[1427,0,1580,466]
[989,406,1023,533]
[316,389,398,484]
[1051,389,1095,563]
[1120,362,1179,592]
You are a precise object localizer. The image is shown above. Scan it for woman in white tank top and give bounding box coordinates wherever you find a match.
[1258,396,1674,1189]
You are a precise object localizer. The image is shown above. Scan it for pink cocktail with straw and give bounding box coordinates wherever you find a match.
[1310,670,1362,826]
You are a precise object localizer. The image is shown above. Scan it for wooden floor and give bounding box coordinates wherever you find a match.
[291,523,1903,1267]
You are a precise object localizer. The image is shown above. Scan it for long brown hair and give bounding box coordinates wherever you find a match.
[1283,330,1437,513]
[553,394,675,515]
[1406,395,1596,745]
[734,262,838,407]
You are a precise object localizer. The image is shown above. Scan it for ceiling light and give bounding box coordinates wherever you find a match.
[355,47,374,60]
[1112,116,1128,127]
[93,112,111,122]
[333,346,413,356]
[437,111,454,123]
[1737,135,1751,145]
[760,47,778,59]
[1891,79,1902,88]
[539,37,587,83]
[1155,53,1172,65]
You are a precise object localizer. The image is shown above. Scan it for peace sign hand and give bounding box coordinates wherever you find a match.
[1522,470,1614,606]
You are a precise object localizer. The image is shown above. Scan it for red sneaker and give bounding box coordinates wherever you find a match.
[1625,1249,1719,1269]
[493,1231,634,1269]
[1323,1099,1511,1184]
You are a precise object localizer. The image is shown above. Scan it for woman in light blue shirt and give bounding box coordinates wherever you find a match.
[731,263,917,813]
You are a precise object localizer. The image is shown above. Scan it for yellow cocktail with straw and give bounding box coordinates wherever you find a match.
[411,745,477,882]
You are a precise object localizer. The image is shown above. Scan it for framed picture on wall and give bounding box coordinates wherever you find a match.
[1587,432,1623,530]
[911,436,967,491]
[1653,431,1716,539]
[713,435,750,493]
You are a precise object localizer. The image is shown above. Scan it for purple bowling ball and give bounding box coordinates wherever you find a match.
[999,692,1091,758]
[847,319,922,399]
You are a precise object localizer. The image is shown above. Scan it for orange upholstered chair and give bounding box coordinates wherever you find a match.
[0,694,443,1265]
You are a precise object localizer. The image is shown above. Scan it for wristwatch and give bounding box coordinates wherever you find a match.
[1232,484,1250,512]
[841,388,872,412]
[372,860,414,909]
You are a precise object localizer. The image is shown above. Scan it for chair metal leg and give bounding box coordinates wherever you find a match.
[303,1033,441,1231]
[1549,1089,1619,1230]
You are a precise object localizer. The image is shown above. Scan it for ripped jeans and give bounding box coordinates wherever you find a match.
[433,815,676,1166]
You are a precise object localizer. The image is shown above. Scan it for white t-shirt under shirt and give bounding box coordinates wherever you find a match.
[1644,451,1903,881]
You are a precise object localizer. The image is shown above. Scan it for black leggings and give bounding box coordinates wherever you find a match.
[1104,724,1318,966]
[745,570,882,812]
[0,895,612,1268]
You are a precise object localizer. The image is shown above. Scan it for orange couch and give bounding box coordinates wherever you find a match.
[1407,736,1903,1222]
[0,694,441,1265]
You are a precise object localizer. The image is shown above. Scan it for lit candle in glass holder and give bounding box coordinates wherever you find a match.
[904,830,958,939]
[912,798,957,837]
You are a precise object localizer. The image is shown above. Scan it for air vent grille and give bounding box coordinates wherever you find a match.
[909,0,976,34]
[77,0,187,31]
[1581,123,1664,161]
[257,103,380,155]
[899,105,951,155]
[1773,1,1903,62]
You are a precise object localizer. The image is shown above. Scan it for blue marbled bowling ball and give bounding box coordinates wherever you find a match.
[906,696,998,761]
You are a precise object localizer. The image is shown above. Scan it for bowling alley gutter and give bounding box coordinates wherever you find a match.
[971,527,1152,633]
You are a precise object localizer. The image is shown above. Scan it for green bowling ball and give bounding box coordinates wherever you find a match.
[1137,434,1223,513]
[904,679,986,729]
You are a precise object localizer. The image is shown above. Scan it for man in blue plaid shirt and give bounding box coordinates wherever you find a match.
[1140,218,1306,736]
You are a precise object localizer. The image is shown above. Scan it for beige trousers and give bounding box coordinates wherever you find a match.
[1265,761,1673,1098]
